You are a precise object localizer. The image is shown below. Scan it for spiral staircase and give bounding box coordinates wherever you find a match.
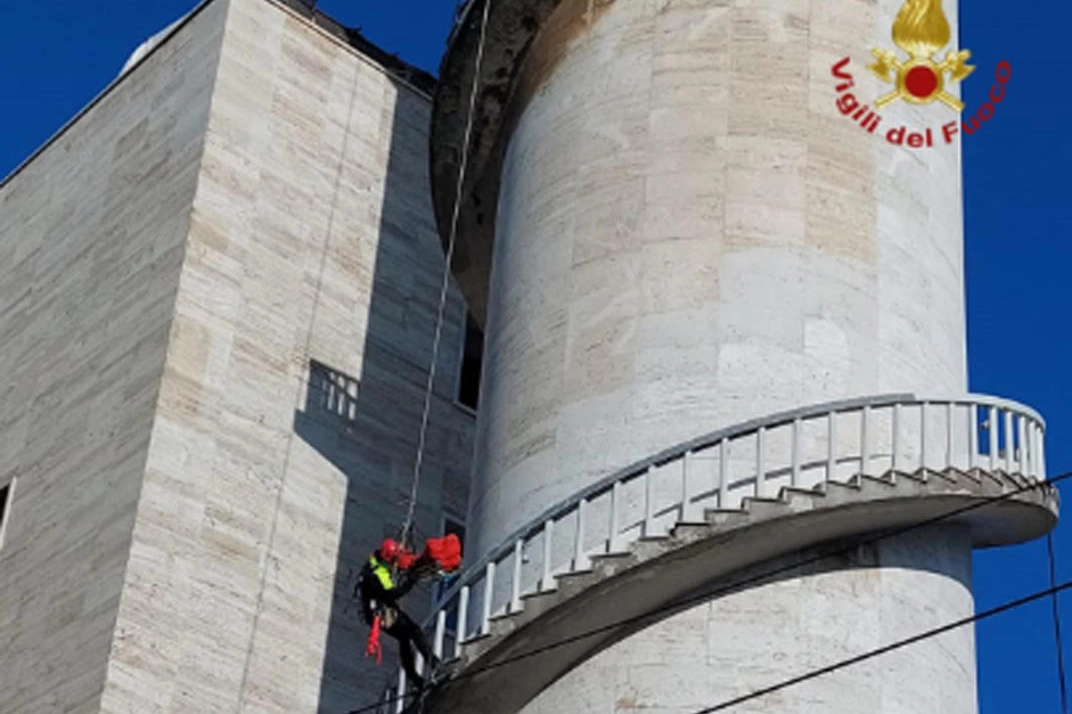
[374,393,1058,714]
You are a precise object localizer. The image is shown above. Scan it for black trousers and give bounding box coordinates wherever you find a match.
[381,609,435,688]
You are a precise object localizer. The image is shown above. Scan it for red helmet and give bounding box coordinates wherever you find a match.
[379,538,401,563]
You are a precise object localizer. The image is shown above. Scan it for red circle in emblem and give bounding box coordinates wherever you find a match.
[905,66,939,98]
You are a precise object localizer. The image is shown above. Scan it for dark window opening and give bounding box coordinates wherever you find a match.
[0,482,10,547]
[457,313,483,411]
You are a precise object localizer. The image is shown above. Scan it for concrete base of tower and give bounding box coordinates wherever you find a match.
[520,524,975,714]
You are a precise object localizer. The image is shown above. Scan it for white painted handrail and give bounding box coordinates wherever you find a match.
[384,392,1045,701]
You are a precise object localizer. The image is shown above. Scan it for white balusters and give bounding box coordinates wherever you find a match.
[1018,414,1028,476]
[1004,409,1014,474]
[860,406,871,475]
[719,437,729,507]
[919,402,927,471]
[541,520,555,591]
[511,539,523,613]
[1026,418,1035,477]
[609,481,622,552]
[454,586,469,658]
[945,402,955,468]
[892,403,902,471]
[1030,423,1038,478]
[756,427,766,497]
[1038,423,1047,478]
[575,498,589,570]
[643,466,656,537]
[988,406,998,471]
[396,671,406,713]
[791,418,802,486]
[969,404,979,468]
[827,411,837,482]
[434,610,446,658]
[481,562,495,635]
[681,452,691,521]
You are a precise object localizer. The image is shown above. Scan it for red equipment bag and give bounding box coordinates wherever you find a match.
[366,614,383,664]
[423,534,462,573]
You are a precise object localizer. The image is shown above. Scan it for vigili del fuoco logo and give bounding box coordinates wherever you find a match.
[830,0,1010,148]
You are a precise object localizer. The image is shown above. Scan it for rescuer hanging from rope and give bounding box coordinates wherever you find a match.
[357,534,463,692]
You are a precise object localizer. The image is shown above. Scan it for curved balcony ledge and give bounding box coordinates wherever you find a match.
[420,468,1056,714]
[375,392,1058,713]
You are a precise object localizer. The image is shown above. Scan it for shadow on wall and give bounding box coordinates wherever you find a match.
[295,358,399,712]
[290,75,477,713]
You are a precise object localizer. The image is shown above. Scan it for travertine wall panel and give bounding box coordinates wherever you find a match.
[0,3,226,712]
[465,0,975,712]
[99,2,474,713]
[472,0,968,569]
[521,526,976,714]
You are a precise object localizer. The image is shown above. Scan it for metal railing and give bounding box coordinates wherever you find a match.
[381,392,1046,709]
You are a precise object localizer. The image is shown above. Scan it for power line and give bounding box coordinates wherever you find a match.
[1050,533,1069,714]
[694,578,1072,713]
[349,470,1066,714]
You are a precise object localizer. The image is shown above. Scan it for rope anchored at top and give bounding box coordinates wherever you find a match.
[399,0,494,551]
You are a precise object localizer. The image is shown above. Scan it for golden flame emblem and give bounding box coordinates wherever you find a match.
[869,0,974,111]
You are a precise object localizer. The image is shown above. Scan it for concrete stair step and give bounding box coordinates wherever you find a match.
[857,474,904,498]
[1003,472,1030,490]
[858,473,896,488]
[632,535,674,560]
[780,486,825,501]
[741,497,791,520]
[588,550,633,567]
[703,508,750,528]
[554,569,601,599]
[894,469,930,484]
[819,478,861,495]
[670,522,714,542]
[956,467,984,484]
[917,467,956,484]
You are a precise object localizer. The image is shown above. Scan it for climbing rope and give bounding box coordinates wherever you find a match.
[399,0,493,551]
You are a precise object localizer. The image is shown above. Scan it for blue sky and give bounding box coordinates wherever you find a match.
[1,0,1069,711]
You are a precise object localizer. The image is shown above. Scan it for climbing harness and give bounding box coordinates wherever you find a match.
[399,0,494,552]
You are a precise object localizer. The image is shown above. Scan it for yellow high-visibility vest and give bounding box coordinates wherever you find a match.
[370,555,394,590]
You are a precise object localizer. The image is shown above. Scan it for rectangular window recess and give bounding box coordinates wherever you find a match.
[456,311,483,412]
[0,477,15,552]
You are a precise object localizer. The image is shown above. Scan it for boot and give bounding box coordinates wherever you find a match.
[407,673,426,693]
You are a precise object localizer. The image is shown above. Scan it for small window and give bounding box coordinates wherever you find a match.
[0,478,14,551]
[457,313,483,412]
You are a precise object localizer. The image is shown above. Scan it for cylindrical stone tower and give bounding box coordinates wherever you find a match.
[428,0,1028,712]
